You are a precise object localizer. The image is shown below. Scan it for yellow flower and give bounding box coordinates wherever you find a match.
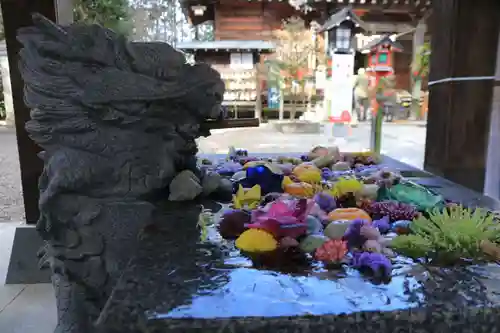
[297,169,322,183]
[233,184,261,209]
[235,229,278,253]
[327,177,363,198]
[282,176,294,188]
[292,164,322,183]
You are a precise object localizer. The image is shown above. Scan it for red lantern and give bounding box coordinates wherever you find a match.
[353,9,367,17]
[297,69,304,80]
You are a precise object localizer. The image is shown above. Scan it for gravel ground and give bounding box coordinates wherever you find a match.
[0,128,24,222]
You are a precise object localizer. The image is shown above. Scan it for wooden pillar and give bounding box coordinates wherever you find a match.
[484,34,500,200]
[412,21,426,63]
[424,0,500,192]
[254,52,262,121]
[0,0,58,223]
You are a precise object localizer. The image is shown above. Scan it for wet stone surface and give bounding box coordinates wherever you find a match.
[96,157,500,332]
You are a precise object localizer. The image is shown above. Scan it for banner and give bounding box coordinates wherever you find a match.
[267,86,281,110]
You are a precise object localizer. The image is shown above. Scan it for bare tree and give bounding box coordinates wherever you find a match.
[130,0,194,44]
[0,8,3,40]
[265,17,320,120]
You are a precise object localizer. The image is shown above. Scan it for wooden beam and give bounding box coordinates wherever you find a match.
[0,0,58,223]
[424,0,500,192]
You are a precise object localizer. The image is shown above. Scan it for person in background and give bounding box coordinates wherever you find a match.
[375,73,397,121]
[353,68,369,121]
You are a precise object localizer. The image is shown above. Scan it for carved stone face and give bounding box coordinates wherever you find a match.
[163,62,225,123]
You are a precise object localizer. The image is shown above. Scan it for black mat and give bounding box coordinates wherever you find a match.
[5,226,51,284]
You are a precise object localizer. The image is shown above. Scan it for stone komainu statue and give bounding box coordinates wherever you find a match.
[18,14,225,333]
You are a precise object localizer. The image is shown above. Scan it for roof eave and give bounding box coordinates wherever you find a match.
[318,7,368,33]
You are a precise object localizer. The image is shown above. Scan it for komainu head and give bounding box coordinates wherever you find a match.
[18,14,225,151]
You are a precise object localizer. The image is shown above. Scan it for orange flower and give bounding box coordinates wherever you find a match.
[314,239,348,262]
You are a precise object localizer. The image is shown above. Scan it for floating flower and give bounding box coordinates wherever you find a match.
[314,239,348,263]
[328,208,371,223]
[293,164,322,183]
[352,251,392,278]
[313,192,336,213]
[235,229,278,253]
[218,210,251,240]
[215,161,243,175]
[283,181,317,198]
[328,177,363,198]
[372,216,391,234]
[233,184,261,209]
[363,200,418,222]
[343,218,369,249]
[246,199,312,239]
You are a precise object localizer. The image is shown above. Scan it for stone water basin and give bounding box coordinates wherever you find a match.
[147,211,500,321]
[131,203,500,332]
[97,157,500,332]
[98,205,500,333]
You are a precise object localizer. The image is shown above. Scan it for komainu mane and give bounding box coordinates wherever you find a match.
[18,14,225,333]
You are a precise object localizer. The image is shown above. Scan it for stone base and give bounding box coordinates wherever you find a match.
[5,226,51,284]
[272,120,321,134]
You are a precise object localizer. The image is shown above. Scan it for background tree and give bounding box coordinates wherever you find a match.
[264,17,321,120]
[0,9,3,40]
[129,0,210,44]
[410,42,430,119]
[74,0,133,35]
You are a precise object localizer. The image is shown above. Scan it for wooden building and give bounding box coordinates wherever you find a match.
[177,40,274,119]
[180,0,432,117]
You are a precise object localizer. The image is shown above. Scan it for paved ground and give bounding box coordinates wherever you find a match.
[0,122,426,332]
[197,122,426,167]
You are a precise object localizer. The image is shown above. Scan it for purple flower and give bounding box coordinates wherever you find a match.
[366,201,418,222]
[355,165,380,174]
[352,251,392,278]
[372,216,391,234]
[321,168,333,180]
[215,161,243,175]
[343,218,369,249]
[313,192,336,213]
